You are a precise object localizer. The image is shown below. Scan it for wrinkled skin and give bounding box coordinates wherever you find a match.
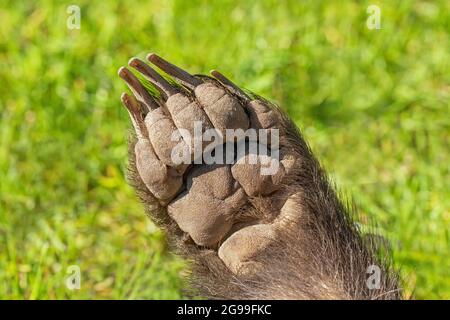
[118,54,401,299]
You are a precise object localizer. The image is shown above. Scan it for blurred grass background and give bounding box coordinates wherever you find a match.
[0,0,448,299]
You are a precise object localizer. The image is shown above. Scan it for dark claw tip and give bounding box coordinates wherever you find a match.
[118,66,127,78]
[118,67,135,83]
[120,92,135,112]
[128,57,140,68]
[120,92,129,103]
[146,53,159,63]
[210,70,220,77]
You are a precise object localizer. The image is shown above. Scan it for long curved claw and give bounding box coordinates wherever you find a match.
[121,92,149,139]
[147,53,203,90]
[129,58,180,100]
[118,67,159,111]
[210,70,250,102]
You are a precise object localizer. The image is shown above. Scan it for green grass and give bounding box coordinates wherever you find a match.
[0,0,448,299]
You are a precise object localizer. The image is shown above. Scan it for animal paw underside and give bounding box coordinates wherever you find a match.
[118,54,301,275]
[118,54,401,300]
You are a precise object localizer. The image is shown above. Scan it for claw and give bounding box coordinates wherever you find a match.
[147,53,203,90]
[210,70,250,101]
[118,67,159,111]
[129,57,179,99]
[121,92,149,139]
